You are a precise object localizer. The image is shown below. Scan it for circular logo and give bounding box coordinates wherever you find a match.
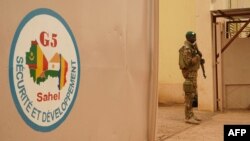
[9,8,80,132]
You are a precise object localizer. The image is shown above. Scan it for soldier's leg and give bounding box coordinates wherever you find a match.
[183,80,195,120]
[192,90,198,107]
[185,92,194,120]
[192,80,202,121]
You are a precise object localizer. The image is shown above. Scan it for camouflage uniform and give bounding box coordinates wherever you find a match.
[179,40,200,120]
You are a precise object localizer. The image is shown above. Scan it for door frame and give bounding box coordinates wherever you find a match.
[148,0,159,140]
[211,8,250,111]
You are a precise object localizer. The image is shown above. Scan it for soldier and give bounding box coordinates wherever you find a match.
[179,31,204,124]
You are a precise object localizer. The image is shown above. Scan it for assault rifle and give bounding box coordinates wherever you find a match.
[194,46,206,79]
[200,58,206,79]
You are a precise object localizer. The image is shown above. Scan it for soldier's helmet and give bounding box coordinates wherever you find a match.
[186,31,196,43]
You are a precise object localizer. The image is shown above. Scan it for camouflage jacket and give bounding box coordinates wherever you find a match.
[179,41,201,79]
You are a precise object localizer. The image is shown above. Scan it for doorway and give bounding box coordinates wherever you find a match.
[211,8,250,110]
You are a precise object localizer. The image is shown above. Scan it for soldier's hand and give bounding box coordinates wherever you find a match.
[200,58,205,65]
[192,55,200,64]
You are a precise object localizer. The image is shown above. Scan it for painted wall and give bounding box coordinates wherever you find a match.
[0,0,155,141]
[159,0,230,111]
[230,0,250,8]
[195,0,215,111]
[158,0,196,104]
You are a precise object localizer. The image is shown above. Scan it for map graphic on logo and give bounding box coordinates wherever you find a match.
[9,8,80,132]
[26,40,68,90]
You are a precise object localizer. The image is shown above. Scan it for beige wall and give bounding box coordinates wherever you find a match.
[158,0,196,104]
[159,0,196,84]
[159,0,230,111]
[230,0,250,8]
[196,0,214,111]
[0,0,156,141]
[211,0,228,9]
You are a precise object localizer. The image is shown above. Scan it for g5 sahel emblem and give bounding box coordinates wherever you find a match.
[9,8,80,132]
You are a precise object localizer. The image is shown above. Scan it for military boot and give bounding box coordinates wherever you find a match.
[193,115,202,121]
[185,117,200,125]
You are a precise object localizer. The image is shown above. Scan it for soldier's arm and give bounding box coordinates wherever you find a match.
[183,48,193,66]
[183,48,200,66]
[191,54,200,65]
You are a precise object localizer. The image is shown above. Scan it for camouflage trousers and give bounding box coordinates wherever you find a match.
[183,78,198,120]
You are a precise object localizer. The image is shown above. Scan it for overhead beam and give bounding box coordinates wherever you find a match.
[217,10,234,20]
[213,12,250,18]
